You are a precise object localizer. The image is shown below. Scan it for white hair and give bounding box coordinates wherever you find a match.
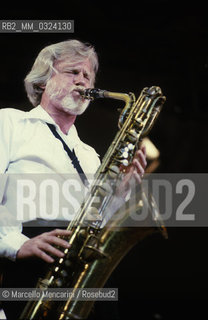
[24,39,99,106]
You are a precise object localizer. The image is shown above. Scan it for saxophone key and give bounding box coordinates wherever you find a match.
[121,159,129,166]
[134,118,144,129]
[126,143,134,150]
[97,182,112,197]
[64,248,69,255]
[127,128,140,142]
[118,149,129,159]
[84,206,102,222]
[107,164,120,178]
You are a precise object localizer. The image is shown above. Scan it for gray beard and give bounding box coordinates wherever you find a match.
[47,84,90,115]
[61,94,90,115]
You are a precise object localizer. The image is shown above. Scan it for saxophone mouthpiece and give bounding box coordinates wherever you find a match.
[79,88,106,100]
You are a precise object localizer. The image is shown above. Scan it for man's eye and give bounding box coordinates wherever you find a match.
[64,70,78,74]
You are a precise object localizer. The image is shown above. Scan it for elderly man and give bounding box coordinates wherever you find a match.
[0,39,146,319]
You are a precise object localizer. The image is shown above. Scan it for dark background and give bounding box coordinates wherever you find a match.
[1,1,208,319]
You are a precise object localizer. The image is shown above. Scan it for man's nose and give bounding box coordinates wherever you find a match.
[74,72,86,86]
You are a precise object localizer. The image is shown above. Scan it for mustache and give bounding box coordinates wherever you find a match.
[70,86,91,101]
[47,85,88,99]
[71,86,87,96]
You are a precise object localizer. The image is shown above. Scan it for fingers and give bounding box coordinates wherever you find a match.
[46,229,71,246]
[117,147,147,197]
[117,167,133,193]
[35,247,55,264]
[17,229,72,263]
[44,234,70,249]
[141,145,147,158]
[133,158,145,175]
[133,149,147,171]
[49,229,71,237]
[131,149,147,182]
[38,229,71,262]
[38,243,64,263]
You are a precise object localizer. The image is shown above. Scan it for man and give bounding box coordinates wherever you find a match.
[0,39,146,319]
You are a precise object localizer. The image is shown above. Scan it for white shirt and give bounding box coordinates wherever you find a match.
[0,105,100,261]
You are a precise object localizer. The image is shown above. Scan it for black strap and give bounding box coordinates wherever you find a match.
[46,123,89,187]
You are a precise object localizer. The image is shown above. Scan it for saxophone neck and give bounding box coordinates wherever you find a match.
[79,87,133,104]
[102,90,132,104]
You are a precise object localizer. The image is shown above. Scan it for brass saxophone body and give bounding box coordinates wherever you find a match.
[20,86,166,320]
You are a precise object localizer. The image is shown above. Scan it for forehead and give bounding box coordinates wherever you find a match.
[54,58,93,73]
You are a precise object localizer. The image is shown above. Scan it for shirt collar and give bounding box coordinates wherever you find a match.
[24,105,96,151]
[25,105,56,125]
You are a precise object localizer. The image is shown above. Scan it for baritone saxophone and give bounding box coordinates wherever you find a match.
[20,86,167,320]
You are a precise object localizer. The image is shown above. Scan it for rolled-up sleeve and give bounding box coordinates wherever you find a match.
[0,230,29,261]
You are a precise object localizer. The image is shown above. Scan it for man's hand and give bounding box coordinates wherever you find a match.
[16,229,71,263]
[117,146,147,197]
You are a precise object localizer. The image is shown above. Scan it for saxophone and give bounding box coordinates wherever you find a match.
[20,86,166,320]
